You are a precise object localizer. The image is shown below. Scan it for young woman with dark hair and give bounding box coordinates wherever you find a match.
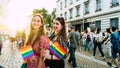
[44,17,68,68]
[92,28,105,59]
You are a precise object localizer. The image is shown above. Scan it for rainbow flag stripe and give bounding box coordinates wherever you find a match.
[49,42,67,59]
[20,45,34,61]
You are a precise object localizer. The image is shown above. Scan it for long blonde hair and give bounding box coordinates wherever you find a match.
[26,13,46,45]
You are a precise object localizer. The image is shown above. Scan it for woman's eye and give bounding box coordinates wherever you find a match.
[53,22,56,25]
[56,23,59,25]
[37,20,40,22]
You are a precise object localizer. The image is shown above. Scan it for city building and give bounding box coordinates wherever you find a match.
[56,0,120,32]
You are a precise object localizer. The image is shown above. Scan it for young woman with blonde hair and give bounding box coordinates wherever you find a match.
[22,13,50,68]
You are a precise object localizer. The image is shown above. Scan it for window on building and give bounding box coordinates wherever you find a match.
[76,5,80,17]
[84,2,89,14]
[111,0,119,7]
[70,0,73,5]
[69,8,73,19]
[64,12,67,20]
[60,2,62,10]
[65,0,67,7]
[110,18,119,29]
[95,20,101,30]
[95,0,101,12]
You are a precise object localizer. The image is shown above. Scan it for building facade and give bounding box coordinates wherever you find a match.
[56,0,120,32]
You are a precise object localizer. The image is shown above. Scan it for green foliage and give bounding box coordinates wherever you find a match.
[51,8,56,20]
[46,14,52,27]
[32,8,56,27]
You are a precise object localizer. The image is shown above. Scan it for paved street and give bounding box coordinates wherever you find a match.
[0,40,23,68]
[65,52,110,68]
[0,40,112,68]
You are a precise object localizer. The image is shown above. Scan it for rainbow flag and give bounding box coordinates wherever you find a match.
[49,42,67,59]
[20,45,34,61]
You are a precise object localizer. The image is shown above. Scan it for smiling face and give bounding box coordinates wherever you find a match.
[53,19,63,34]
[31,15,43,30]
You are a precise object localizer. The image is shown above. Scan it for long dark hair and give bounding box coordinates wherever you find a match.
[26,14,46,45]
[55,17,67,41]
[96,28,100,34]
[106,28,111,34]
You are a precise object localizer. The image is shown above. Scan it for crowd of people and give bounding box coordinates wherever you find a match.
[0,13,120,68]
[80,27,120,68]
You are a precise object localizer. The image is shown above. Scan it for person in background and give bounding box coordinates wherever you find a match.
[75,30,80,39]
[21,13,50,68]
[89,29,95,49]
[0,65,3,68]
[44,17,68,68]
[92,28,105,60]
[0,35,3,55]
[68,25,80,68]
[107,27,120,68]
[75,30,81,51]
[47,28,52,38]
[85,30,90,51]
[17,37,23,48]
[103,28,112,58]
[81,30,86,47]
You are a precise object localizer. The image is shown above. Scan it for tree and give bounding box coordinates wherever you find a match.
[48,8,56,27]
[32,8,48,19]
[51,8,56,20]
[40,8,48,19]
[46,14,52,27]
[32,8,56,27]
[32,9,41,15]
